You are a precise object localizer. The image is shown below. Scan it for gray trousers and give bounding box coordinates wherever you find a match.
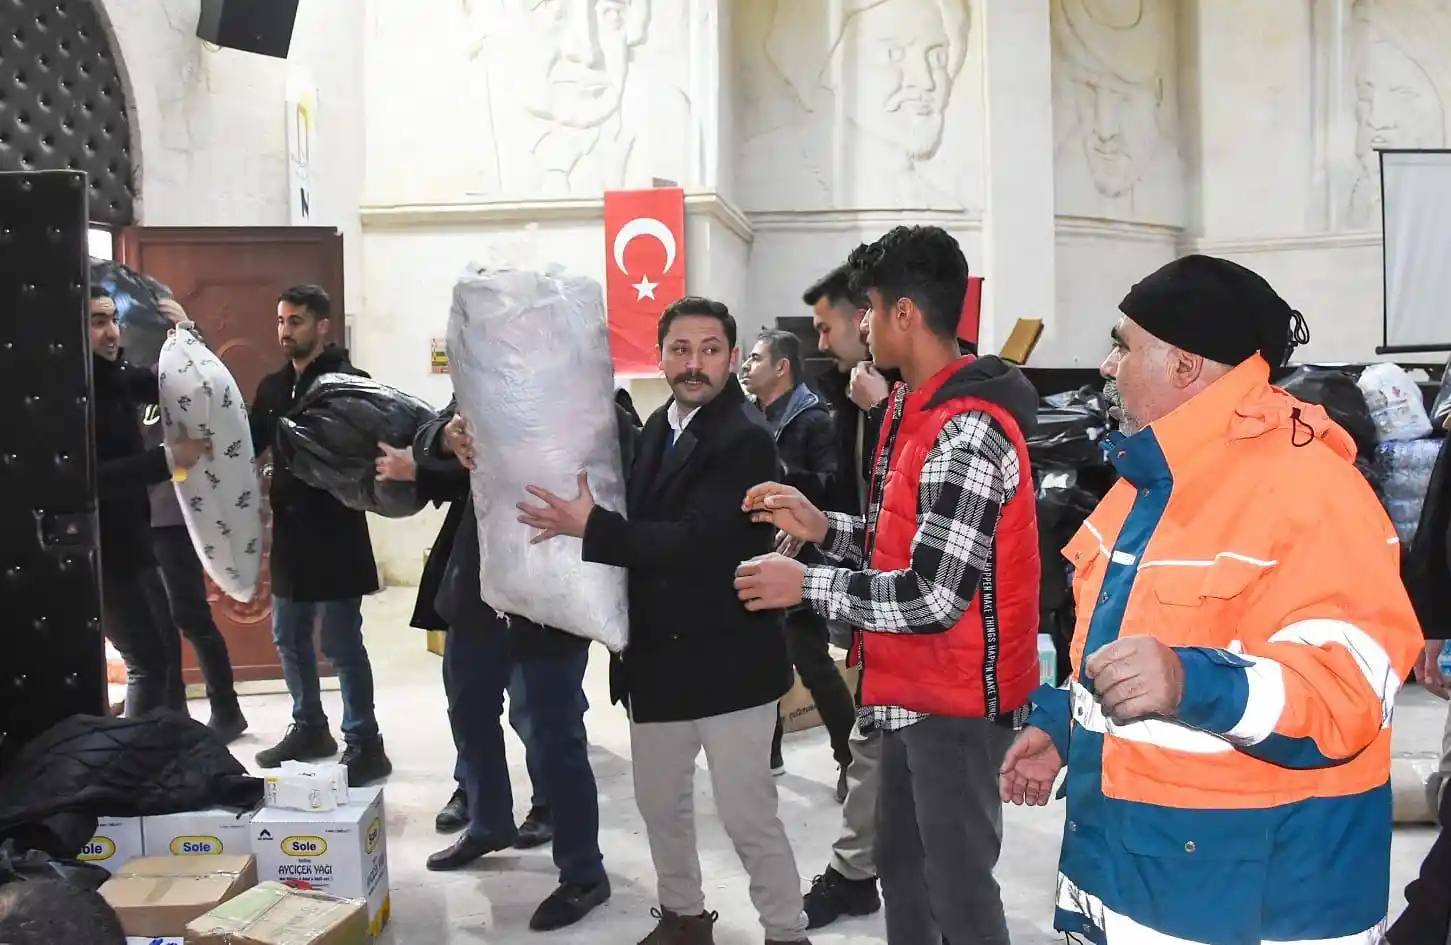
[1428,699,1451,816]
[877,715,1014,945]
[830,718,881,881]
[630,701,807,940]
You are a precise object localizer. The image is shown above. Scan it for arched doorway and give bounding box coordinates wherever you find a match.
[0,0,138,227]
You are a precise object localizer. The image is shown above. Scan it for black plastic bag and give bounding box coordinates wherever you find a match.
[1027,385,1110,471]
[90,258,174,370]
[1279,366,1382,495]
[0,840,111,892]
[275,373,435,518]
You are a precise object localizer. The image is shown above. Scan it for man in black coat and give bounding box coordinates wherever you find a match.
[407,397,641,932]
[248,284,390,786]
[742,329,857,786]
[90,287,210,718]
[518,297,809,945]
[383,416,553,844]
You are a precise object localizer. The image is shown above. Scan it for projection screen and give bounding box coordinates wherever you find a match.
[1380,149,1451,353]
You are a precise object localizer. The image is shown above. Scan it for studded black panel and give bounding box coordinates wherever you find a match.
[0,171,105,772]
[0,0,136,227]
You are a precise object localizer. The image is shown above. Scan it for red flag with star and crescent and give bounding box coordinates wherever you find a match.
[603,187,687,376]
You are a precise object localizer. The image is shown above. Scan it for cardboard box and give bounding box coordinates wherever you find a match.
[249,786,391,937]
[100,854,256,939]
[779,655,860,735]
[186,882,368,945]
[80,816,146,872]
[426,629,446,656]
[142,808,255,858]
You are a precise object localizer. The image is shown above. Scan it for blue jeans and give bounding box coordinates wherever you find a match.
[445,647,544,808]
[444,614,602,886]
[272,596,379,743]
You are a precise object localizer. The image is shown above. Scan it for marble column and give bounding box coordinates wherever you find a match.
[978,0,1057,354]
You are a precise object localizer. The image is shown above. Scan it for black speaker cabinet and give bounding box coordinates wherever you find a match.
[0,171,105,772]
[196,0,301,60]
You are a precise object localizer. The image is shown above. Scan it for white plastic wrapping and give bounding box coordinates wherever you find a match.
[1357,362,1433,442]
[447,262,629,651]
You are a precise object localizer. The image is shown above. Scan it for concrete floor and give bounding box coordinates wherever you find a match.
[185,588,1444,944]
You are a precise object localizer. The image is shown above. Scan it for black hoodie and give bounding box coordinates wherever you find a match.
[250,344,379,602]
[92,353,170,576]
[921,355,1040,437]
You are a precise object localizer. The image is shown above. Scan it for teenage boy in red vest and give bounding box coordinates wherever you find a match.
[736,225,1041,945]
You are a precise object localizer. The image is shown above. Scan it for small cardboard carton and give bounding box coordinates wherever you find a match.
[99,854,256,939]
[80,816,147,872]
[185,882,368,945]
[248,786,390,937]
[142,808,256,858]
[779,654,860,734]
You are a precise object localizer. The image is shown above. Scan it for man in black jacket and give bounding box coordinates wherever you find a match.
[383,426,553,844]
[519,297,809,945]
[248,284,390,786]
[742,329,857,786]
[408,397,640,932]
[91,287,210,718]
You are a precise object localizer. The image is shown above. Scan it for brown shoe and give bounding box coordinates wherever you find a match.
[638,907,718,945]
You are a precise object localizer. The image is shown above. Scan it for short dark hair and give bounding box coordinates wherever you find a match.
[278,284,332,320]
[88,284,110,300]
[755,329,802,385]
[0,880,126,944]
[847,226,968,341]
[802,264,867,311]
[657,296,737,349]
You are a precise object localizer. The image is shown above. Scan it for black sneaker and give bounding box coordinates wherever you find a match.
[515,805,554,849]
[803,867,880,930]
[207,704,249,744]
[341,737,393,786]
[529,877,612,931]
[255,724,337,769]
[436,788,469,833]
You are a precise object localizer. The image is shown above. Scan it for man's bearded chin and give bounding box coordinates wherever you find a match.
[1103,380,1142,435]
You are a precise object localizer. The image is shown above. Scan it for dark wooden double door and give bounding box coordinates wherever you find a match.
[117,227,345,683]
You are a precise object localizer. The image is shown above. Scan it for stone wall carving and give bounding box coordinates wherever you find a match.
[1343,0,1451,229]
[733,0,981,212]
[1051,0,1181,225]
[454,0,693,199]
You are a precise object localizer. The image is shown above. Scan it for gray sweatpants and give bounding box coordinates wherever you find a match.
[830,718,881,881]
[630,701,808,940]
[877,715,1015,945]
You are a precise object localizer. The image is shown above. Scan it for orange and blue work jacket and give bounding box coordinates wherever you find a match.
[1028,356,1422,945]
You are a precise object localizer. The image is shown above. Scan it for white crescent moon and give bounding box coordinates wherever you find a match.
[612,217,677,276]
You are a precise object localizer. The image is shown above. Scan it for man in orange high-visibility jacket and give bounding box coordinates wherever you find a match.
[1000,254,1423,945]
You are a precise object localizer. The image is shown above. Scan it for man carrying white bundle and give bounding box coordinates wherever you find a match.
[520,297,810,945]
[406,395,640,933]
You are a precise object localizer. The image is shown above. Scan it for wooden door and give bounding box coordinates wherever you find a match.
[117,226,345,683]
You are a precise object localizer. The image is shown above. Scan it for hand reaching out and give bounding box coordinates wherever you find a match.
[741,482,828,545]
[999,726,1063,806]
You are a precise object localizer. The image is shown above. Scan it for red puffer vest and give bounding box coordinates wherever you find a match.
[858,358,1040,718]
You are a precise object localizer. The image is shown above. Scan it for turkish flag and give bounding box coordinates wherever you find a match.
[959,276,983,347]
[604,187,687,375]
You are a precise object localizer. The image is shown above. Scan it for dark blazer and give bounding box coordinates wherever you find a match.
[249,344,379,602]
[93,354,170,577]
[582,374,793,723]
[811,365,894,516]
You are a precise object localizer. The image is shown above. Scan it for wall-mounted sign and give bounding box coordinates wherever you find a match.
[286,68,316,225]
[430,338,449,374]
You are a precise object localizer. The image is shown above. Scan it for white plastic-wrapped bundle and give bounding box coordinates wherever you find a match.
[447,262,630,651]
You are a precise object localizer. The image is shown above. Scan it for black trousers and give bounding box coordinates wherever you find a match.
[771,608,856,767]
[103,566,186,717]
[152,525,239,712]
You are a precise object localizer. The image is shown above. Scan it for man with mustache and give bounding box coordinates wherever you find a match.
[1000,256,1421,944]
[738,226,1040,945]
[519,297,809,945]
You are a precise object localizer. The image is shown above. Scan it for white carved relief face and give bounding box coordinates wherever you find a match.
[838,0,955,161]
[1068,68,1161,198]
[504,0,642,129]
[1355,39,1444,167]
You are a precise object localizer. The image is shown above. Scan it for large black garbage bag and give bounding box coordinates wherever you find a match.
[276,373,435,518]
[0,711,262,861]
[90,258,174,370]
[1279,367,1382,494]
[1027,385,1110,471]
[0,840,112,892]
